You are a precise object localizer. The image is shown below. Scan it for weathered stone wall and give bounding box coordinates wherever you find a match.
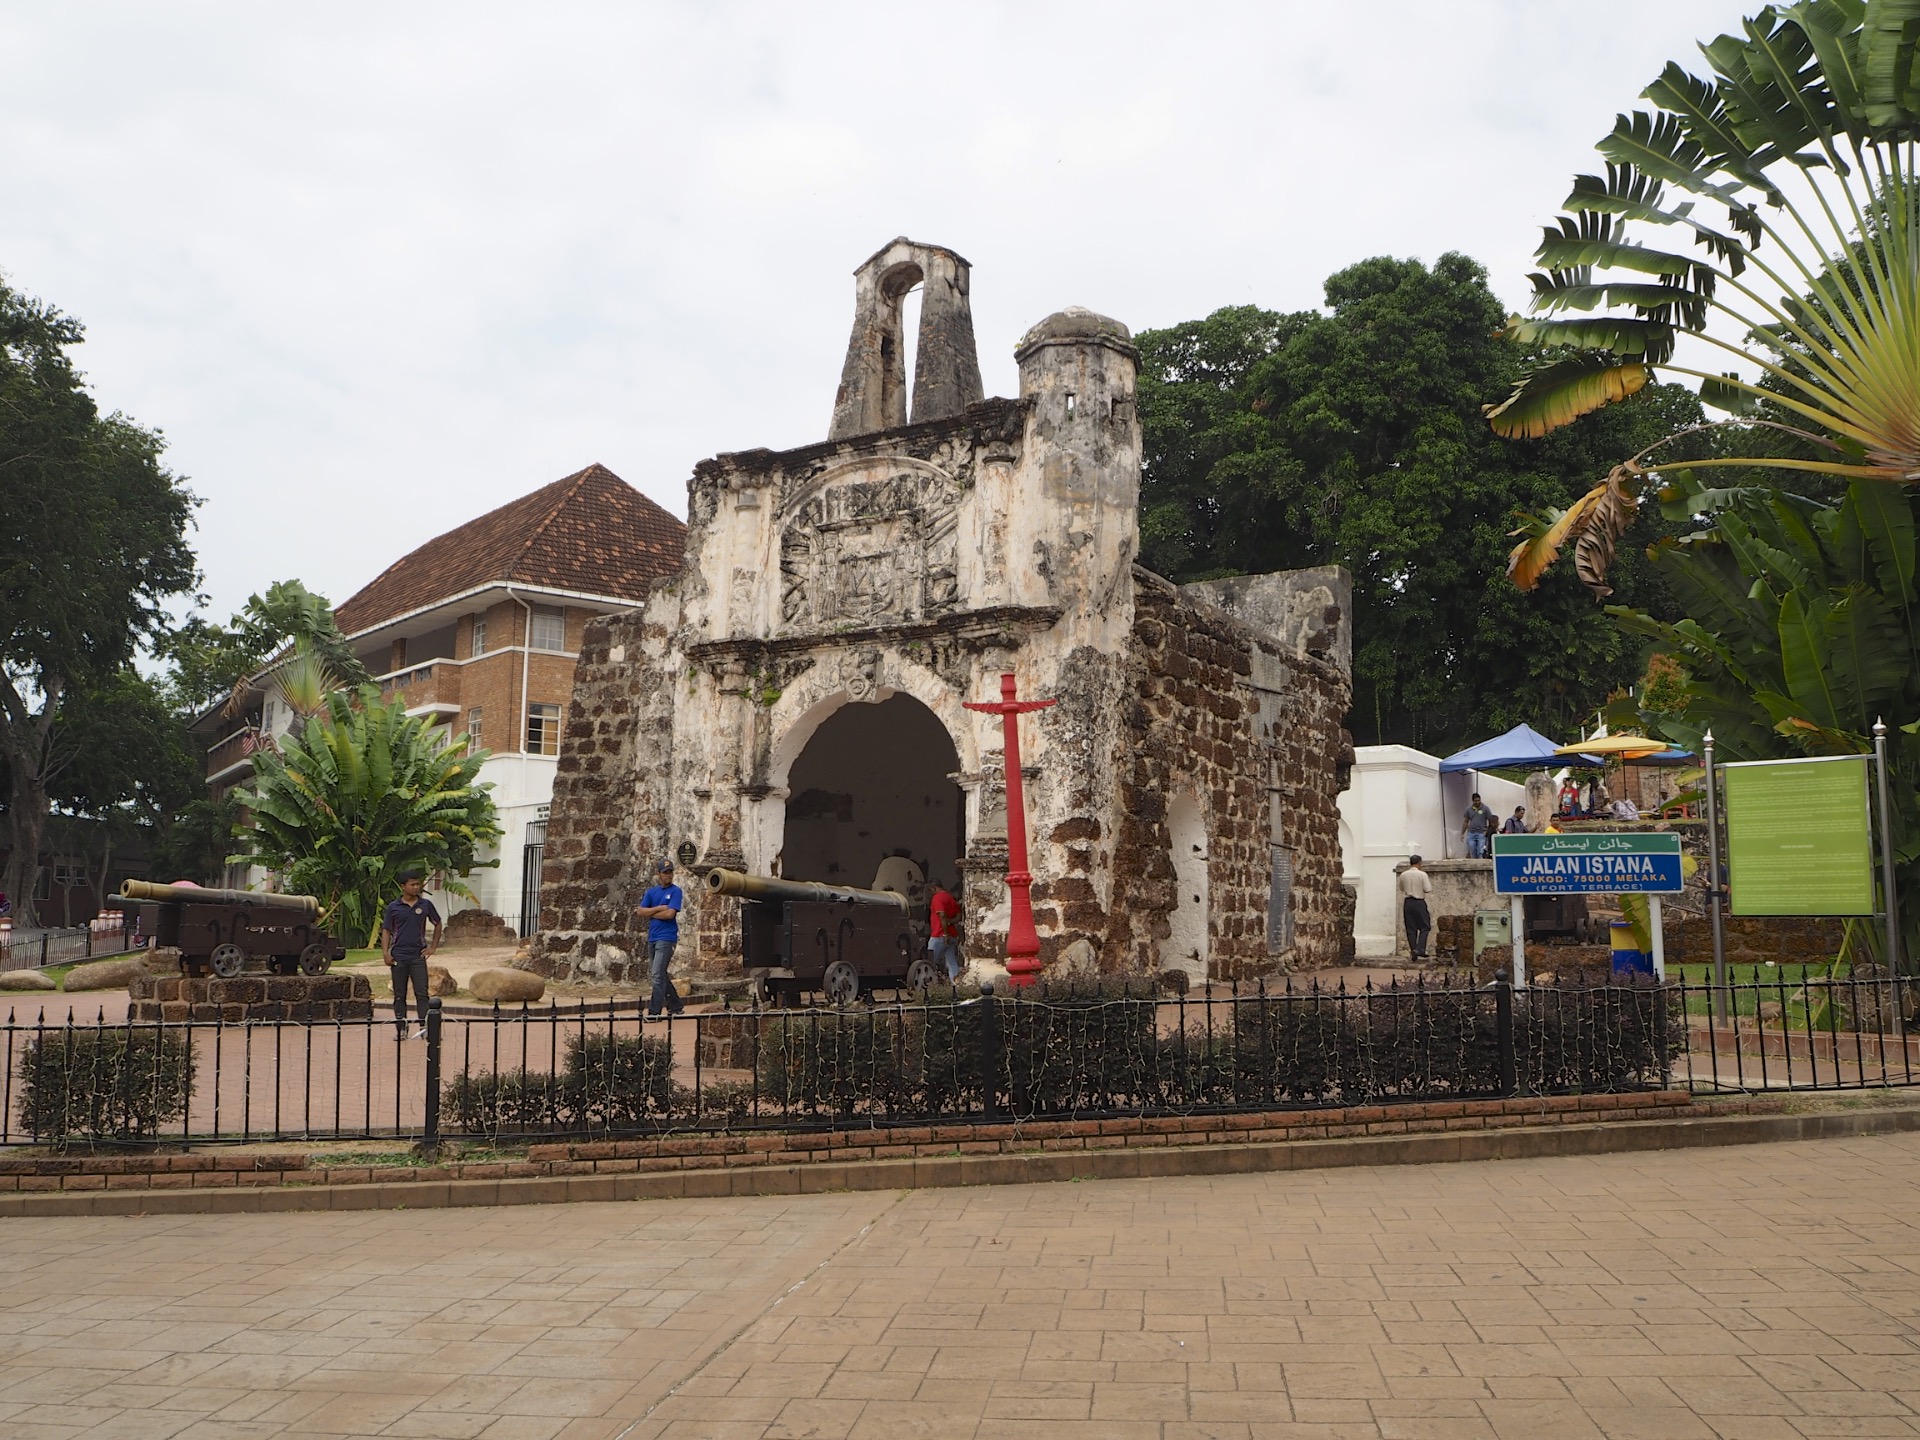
[528,597,667,983]
[1102,572,1352,979]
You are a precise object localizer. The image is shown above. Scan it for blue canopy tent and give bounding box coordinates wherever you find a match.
[1439,723,1600,772]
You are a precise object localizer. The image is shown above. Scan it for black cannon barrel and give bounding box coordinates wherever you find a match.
[704,868,908,912]
[119,879,320,916]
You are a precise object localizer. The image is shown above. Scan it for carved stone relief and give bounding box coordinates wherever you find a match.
[779,460,962,631]
[841,647,884,701]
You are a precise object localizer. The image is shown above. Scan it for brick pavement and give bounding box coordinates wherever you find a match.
[0,1132,1916,1438]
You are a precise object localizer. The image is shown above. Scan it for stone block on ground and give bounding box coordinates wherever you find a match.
[427,964,459,997]
[62,957,150,991]
[469,968,545,1004]
[0,968,57,991]
[442,909,516,948]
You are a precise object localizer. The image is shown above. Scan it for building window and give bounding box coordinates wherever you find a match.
[467,707,483,746]
[527,702,562,756]
[529,607,566,652]
[53,863,89,890]
[471,617,488,657]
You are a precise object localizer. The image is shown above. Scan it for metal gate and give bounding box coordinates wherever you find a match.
[519,819,547,939]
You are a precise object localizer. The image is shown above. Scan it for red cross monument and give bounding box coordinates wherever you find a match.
[964,672,1057,988]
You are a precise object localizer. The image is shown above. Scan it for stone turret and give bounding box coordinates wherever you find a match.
[1010,307,1142,639]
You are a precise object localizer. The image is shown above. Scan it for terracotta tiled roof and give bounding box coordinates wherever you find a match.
[334,464,685,635]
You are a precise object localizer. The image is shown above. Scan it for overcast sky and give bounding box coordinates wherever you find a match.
[3,1,1749,628]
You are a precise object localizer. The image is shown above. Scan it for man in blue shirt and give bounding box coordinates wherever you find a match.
[381,870,442,1039]
[636,859,686,1018]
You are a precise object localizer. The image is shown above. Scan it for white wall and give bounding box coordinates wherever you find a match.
[1337,746,1528,958]
[433,752,557,934]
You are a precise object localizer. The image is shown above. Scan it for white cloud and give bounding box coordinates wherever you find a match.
[0,0,1751,623]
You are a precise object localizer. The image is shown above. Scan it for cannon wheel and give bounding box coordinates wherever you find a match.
[821,960,860,1006]
[298,944,331,976]
[904,958,942,995]
[210,943,246,979]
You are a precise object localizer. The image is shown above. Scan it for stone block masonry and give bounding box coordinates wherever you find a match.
[1099,572,1352,978]
[128,973,375,1023]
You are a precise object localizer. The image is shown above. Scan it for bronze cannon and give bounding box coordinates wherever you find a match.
[704,868,932,1005]
[109,880,345,979]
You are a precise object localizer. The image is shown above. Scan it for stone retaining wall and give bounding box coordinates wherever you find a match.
[0,1091,1721,1193]
[128,973,374,1023]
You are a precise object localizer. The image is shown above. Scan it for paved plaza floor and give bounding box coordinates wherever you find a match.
[1,1133,1917,1439]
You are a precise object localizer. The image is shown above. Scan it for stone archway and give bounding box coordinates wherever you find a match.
[780,694,965,893]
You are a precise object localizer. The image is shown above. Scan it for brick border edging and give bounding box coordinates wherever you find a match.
[3,1099,1918,1217]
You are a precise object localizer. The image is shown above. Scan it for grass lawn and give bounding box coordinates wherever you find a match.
[1672,959,1862,1026]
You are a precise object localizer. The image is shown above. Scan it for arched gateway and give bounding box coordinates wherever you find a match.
[779,694,963,892]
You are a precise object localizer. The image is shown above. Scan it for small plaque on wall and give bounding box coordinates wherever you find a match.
[676,840,699,869]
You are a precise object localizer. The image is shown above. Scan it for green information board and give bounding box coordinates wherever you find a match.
[1723,756,1875,916]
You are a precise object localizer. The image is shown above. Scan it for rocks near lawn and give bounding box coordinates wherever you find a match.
[468,968,545,1004]
[62,957,151,992]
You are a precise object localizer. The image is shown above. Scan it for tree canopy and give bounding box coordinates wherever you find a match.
[1,275,197,921]
[1136,253,1703,751]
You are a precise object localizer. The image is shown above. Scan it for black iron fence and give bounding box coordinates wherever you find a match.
[1,974,1914,1150]
[0,924,137,973]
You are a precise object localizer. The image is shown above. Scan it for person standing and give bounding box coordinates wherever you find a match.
[636,859,686,1018]
[1399,855,1433,960]
[927,876,963,982]
[1461,794,1496,859]
[381,870,442,1040]
[1501,805,1529,835]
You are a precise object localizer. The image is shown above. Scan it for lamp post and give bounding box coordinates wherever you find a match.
[1702,729,1728,1025]
[1873,719,1904,1041]
[965,673,1056,989]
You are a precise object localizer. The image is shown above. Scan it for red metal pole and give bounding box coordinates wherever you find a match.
[965,673,1056,989]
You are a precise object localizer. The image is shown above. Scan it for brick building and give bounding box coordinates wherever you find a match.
[196,464,684,931]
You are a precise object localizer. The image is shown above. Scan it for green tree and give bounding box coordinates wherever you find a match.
[159,579,369,717]
[1,276,196,924]
[1136,257,1703,749]
[1611,474,1920,967]
[232,687,501,947]
[45,669,206,910]
[1492,2,1920,594]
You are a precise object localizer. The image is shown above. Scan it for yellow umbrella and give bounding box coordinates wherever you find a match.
[1553,734,1673,759]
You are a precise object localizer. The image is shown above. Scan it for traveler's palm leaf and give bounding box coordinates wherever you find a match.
[234,686,500,947]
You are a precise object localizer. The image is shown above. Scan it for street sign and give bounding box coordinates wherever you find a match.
[1491,832,1684,895]
[1723,755,1875,916]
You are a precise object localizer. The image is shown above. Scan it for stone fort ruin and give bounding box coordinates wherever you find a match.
[533,239,1354,985]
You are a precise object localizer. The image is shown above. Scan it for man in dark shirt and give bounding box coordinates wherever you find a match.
[381,870,442,1039]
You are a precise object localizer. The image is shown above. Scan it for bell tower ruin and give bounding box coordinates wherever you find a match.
[828,238,984,439]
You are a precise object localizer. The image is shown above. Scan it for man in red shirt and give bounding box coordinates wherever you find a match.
[928,878,963,982]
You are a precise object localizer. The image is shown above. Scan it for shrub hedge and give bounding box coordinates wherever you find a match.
[444,978,1683,1136]
[17,1027,195,1149]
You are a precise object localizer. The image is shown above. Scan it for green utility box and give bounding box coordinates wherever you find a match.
[1473,908,1512,956]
